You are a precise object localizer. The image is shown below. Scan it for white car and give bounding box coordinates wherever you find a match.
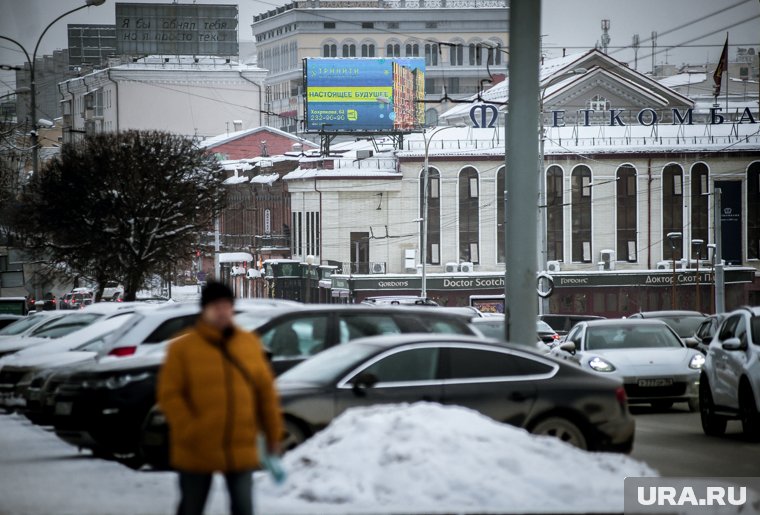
[561,319,704,411]
[699,306,760,440]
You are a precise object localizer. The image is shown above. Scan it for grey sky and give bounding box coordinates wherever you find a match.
[1,0,758,93]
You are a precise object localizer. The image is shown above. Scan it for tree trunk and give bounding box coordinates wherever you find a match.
[123,273,142,302]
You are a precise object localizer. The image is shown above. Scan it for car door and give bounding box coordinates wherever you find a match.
[712,315,740,406]
[259,313,334,375]
[334,345,444,416]
[439,345,544,428]
[722,314,750,409]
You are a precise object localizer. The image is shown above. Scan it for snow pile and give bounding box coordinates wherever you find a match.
[257,403,656,514]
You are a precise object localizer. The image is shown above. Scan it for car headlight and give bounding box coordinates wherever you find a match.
[83,372,151,390]
[689,354,705,370]
[588,356,616,372]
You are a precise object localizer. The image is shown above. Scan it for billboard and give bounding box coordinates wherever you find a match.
[115,3,238,57]
[304,58,425,132]
[68,24,117,66]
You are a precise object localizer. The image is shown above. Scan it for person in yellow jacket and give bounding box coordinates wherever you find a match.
[158,282,283,515]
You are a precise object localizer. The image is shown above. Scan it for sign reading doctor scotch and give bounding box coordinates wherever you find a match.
[304,58,425,133]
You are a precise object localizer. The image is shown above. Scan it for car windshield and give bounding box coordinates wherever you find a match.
[278,343,379,385]
[31,313,101,338]
[656,316,706,338]
[473,321,504,340]
[751,316,760,346]
[585,325,683,350]
[537,321,554,333]
[0,315,45,336]
[236,312,278,332]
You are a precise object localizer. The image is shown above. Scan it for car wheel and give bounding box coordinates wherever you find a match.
[651,401,673,410]
[739,384,760,442]
[282,419,307,451]
[530,416,588,450]
[139,406,170,470]
[700,377,727,437]
[687,397,700,413]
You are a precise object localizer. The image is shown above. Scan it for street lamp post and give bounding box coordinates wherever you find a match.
[0,0,106,174]
[420,125,461,299]
[692,239,704,312]
[667,232,682,309]
[537,68,587,316]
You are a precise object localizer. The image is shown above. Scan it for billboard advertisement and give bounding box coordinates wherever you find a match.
[115,3,238,57]
[304,58,426,132]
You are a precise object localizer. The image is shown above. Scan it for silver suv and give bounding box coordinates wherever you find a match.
[699,306,760,440]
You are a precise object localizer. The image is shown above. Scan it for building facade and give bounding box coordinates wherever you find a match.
[251,0,508,132]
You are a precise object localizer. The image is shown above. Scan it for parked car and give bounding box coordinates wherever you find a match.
[0,315,22,330]
[361,296,439,306]
[538,314,605,337]
[691,314,728,354]
[271,334,635,453]
[699,306,760,440]
[561,319,704,411]
[468,317,558,348]
[0,297,29,316]
[0,312,90,359]
[101,282,124,301]
[627,310,707,348]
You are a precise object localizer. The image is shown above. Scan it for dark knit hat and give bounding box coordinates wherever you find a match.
[201,281,235,308]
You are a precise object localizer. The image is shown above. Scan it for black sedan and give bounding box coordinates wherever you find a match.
[275,334,635,453]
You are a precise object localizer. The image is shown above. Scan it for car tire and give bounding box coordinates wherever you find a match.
[530,416,588,450]
[139,406,170,470]
[651,401,673,410]
[700,377,727,437]
[687,397,700,413]
[282,419,307,451]
[739,384,760,442]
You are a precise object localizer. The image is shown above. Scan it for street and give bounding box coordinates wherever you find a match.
[0,404,757,514]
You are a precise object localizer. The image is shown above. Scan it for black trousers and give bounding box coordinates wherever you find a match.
[177,470,254,515]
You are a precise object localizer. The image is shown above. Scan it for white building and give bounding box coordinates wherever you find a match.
[58,56,267,143]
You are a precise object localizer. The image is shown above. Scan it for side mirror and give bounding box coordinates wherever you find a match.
[351,372,378,395]
[722,337,747,352]
[683,337,699,349]
[559,341,576,354]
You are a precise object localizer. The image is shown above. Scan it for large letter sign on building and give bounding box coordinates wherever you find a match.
[304,58,425,132]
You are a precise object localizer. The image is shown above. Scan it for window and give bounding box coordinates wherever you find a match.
[338,315,401,343]
[459,167,480,263]
[445,348,553,379]
[424,43,439,66]
[662,164,684,260]
[342,43,356,57]
[359,348,439,383]
[691,163,709,249]
[292,212,302,256]
[425,21,438,29]
[616,165,637,262]
[261,316,329,359]
[587,95,609,111]
[497,167,505,263]
[546,165,564,262]
[350,232,369,273]
[386,43,401,57]
[405,43,419,57]
[748,162,760,259]
[322,43,337,57]
[420,167,441,264]
[361,22,374,29]
[323,22,336,29]
[571,166,592,262]
[144,315,198,344]
[447,77,460,94]
[387,22,399,29]
[449,43,464,66]
[487,43,503,66]
[361,43,375,58]
[468,43,483,65]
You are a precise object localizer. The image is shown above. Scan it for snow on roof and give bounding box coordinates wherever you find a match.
[223,175,250,185]
[111,55,263,73]
[658,73,707,88]
[201,126,318,149]
[256,403,656,513]
[251,173,279,185]
[221,161,254,172]
[283,168,399,180]
[218,252,253,263]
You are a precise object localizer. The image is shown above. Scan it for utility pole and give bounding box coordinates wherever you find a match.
[505,0,541,344]
[713,188,726,313]
[651,31,658,75]
[632,34,640,71]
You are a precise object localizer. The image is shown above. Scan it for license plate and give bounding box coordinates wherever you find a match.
[638,378,673,387]
[55,402,72,415]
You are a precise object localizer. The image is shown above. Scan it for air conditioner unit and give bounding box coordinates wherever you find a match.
[600,250,615,271]
[444,262,460,273]
[547,260,561,273]
[460,262,474,273]
[371,262,386,274]
[356,149,374,160]
[656,261,671,270]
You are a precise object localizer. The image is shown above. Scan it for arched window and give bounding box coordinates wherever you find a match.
[459,167,480,263]
[546,165,564,262]
[587,95,609,111]
[662,164,684,260]
[405,43,420,57]
[386,42,401,57]
[420,167,441,264]
[497,167,505,263]
[361,43,375,57]
[342,43,356,57]
[468,43,483,65]
[571,165,592,262]
[748,162,760,260]
[691,163,709,248]
[616,165,637,262]
[424,43,439,66]
[322,43,337,57]
[449,42,464,66]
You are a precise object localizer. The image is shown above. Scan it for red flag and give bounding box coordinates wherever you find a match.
[713,35,728,97]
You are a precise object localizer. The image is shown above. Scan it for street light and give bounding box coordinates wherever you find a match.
[0,0,107,174]
[667,232,682,309]
[692,239,704,311]
[420,125,464,299]
[537,68,587,315]
[706,243,717,313]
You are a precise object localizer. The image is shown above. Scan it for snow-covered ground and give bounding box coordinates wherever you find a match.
[0,403,670,514]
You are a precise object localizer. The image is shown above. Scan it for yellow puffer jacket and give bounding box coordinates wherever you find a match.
[157,320,283,473]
